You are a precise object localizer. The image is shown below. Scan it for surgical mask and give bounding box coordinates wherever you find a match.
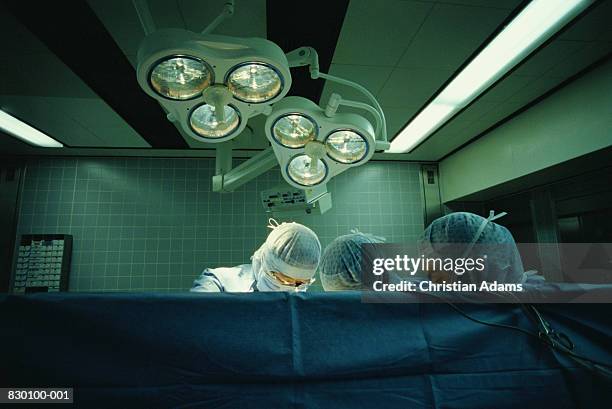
[255,272,311,292]
[251,244,314,292]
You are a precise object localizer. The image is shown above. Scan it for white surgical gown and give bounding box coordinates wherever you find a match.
[191,264,255,293]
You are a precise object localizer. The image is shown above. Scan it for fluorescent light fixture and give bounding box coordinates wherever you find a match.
[0,110,63,148]
[389,0,593,153]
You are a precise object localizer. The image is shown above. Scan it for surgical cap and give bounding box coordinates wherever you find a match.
[251,220,321,281]
[419,212,525,284]
[320,231,386,291]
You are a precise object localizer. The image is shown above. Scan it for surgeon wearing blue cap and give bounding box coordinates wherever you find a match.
[319,230,386,291]
[419,211,544,284]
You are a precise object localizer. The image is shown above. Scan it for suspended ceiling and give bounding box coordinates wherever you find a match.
[0,0,610,160]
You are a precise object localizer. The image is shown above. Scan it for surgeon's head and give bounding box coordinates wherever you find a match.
[419,212,524,284]
[251,219,321,292]
[319,230,386,291]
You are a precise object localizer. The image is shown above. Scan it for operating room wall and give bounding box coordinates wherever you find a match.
[439,58,612,203]
[15,157,424,291]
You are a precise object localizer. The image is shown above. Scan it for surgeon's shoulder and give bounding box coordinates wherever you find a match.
[191,267,225,292]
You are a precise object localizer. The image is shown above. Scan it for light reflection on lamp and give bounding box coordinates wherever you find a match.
[287,154,327,186]
[325,129,368,164]
[189,104,240,138]
[149,56,212,100]
[272,114,317,148]
[226,63,283,103]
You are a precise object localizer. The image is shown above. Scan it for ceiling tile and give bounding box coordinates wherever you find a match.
[507,75,564,104]
[378,66,453,108]
[397,2,511,70]
[559,0,612,42]
[0,6,44,56]
[383,105,421,137]
[0,96,103,146]
[410,118,475,159]
[511,40,585,77]
[545,42,612,80]
[65,99,150,148]
[477,74,536,103]
[0,53,97,98]
[427,0,521,9]
[477,99,526,125]
[0,96,150,148]
[450,99,495,123]
[332,0,433,67]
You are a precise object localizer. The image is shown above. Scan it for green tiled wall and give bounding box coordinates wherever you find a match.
[17,157,424,291]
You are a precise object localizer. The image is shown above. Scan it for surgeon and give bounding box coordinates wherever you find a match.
[319,230,386,291]
[419,211,544,284]
[191,219,321,292]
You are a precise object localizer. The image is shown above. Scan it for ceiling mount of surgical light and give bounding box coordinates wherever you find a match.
[134,0,389,191]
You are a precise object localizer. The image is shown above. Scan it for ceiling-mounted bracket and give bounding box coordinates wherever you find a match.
[213,146,278,193]
[202,0,235,35]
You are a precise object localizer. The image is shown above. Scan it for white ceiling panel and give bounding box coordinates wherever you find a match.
[397,2,510,70]
[332,0,433,67]
[378,66,454,108]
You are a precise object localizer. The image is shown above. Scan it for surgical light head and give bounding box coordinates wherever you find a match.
[149,56,213,100]
[226,62,283,103]
[287,154,328,187]
[325,129,368,164]
[265,96,376,189]
[189,104,240,138]
[136,28,292,144]
[272,114,317,148]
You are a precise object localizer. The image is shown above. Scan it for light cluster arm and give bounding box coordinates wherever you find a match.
[212,146,278,193]
[286,47,388,144]
[202,0,235,35]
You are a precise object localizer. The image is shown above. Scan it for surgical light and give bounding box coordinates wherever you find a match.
[325,130,368,164]
[133,0,389,192]
[0,109,63,148]
[287,154,328,186]
[226,63,283,103]
[189,104,240,139]
[265,96,379,190]
[389,0,592,153]
[136,28,292,145]
[272,114,317,148]
[149,56,212,100]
